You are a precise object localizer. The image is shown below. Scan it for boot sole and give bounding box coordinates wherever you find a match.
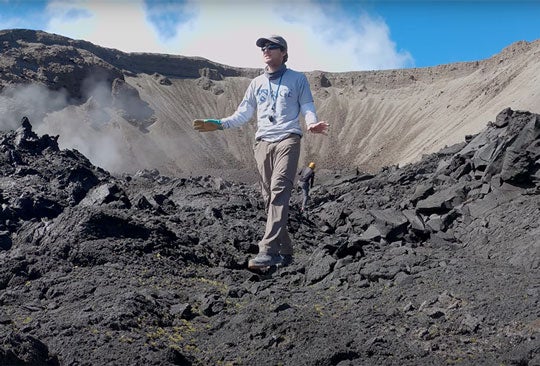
[248,261,282,271]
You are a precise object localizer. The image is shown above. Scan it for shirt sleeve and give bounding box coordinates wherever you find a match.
[220,81,256,129]
[300,102,318,126]
[298,74,318,126]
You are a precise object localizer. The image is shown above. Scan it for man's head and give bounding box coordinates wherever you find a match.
[256,35,288,65]
[309,162,316,169]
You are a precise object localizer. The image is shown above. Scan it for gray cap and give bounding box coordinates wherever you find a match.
[256,35,287,50]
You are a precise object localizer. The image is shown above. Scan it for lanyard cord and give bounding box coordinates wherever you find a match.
[268,71,285,112]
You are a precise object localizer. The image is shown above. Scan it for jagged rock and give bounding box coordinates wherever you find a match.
[471,141,498,171]
[459,313,482,334]
[467,182,523,218]
[347,208,374,229]
[111,78,155,130]
[0,109,538,365]
[158,76,172,85]
[0,332,59,365]
[415,184,467,214]
[200,294,225,316]
[199,67,223,81]
[78,183,131,208]
[317,72,332,88]
[450,159,472,179]
[454,109,540,185]
[13,116,59,153]
[500,113,540,182]
[409,184,434,204]
[402,209,426,232]
[306,248,337,285]
[134,194,154,210]
[317,201,348,232]
[0,232,11,251]
[333,235,367,259]
[369,208,409,241]
[493,107,513,127]
[152,73,171,85]
[169,303,193,319]
[361,224,382,241]
[426,215,444,232]
[197,76,213,90]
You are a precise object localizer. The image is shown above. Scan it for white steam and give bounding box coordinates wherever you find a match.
[0,79,136,173]
[0,84,69,130]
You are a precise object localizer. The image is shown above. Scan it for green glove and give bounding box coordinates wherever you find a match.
[193,119,223,132]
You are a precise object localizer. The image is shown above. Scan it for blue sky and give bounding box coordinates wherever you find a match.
[0,0,539,72]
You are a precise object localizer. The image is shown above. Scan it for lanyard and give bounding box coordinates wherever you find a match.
[268,72,285,113]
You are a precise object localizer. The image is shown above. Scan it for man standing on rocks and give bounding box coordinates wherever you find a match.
[298,161,316,213]
[193,35,329,270]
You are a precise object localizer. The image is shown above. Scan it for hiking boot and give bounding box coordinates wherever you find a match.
[281,254,293,267]
[248,253,283,269]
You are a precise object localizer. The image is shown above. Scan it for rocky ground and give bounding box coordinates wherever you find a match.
[0,107,539,365]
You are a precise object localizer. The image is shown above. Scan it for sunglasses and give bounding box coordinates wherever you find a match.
[261,44,282,52]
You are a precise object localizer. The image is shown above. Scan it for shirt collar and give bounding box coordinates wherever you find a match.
[264,64,287,80]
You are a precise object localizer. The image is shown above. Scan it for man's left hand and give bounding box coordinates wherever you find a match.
[308,121,329,135]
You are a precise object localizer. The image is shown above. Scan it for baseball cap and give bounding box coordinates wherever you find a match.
[256,35,288,50]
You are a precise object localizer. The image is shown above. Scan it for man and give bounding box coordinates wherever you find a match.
[193,35,329,270]
[298,161,316,213]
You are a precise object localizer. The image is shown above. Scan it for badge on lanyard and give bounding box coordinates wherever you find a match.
[268,72,285,123]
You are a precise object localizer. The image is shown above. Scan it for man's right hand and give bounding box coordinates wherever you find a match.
[193,119,223,132]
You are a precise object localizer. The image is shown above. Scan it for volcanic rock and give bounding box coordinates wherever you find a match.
[0,109,537,365]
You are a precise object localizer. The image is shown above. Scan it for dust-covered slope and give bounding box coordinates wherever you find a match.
[0,29,539,179]
[122,39,540,176]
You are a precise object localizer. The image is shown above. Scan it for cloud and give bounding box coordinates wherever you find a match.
[45,0,165,53]
[44,0,412,72]
[152,0,413,71]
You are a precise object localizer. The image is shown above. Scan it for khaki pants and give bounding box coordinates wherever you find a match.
[254,134,301,255]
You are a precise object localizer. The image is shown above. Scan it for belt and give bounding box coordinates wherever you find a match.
[256,133,301,142]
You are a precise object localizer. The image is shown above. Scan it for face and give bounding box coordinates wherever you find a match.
[261,43,286,67]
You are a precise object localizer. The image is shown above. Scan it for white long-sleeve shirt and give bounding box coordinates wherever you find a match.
[221,68,318,142]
